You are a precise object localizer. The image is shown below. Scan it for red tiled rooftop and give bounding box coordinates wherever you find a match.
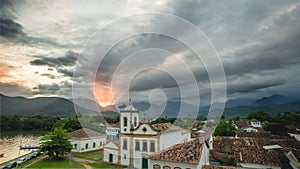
[211,136,300,168]
[70,128,104,138]
[151,122,188,134]
[148,138,203,164]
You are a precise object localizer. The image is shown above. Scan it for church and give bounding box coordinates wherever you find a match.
[103,102,191,169]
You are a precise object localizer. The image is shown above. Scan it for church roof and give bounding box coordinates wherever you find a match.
[151,122,188,134]
[70,128,104,138]
[121,104,138,111]
[147,138,204,164]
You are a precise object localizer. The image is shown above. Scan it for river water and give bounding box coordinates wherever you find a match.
[0,135,42,165]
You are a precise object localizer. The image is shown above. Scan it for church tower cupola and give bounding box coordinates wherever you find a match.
[120,98,140,134]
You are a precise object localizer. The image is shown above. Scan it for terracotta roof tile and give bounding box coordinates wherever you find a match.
[211,136,300,168]
[148,139,203,164]
[151,122,189,134]
[70,128,104,138]
[233,121,250,129]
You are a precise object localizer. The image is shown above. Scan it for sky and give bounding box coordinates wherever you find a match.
[1,0,300,107]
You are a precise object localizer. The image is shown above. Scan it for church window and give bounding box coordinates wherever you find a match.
[123,139,128,150]
[124,117,128,126]
[150,141,155,152]
[142,127,147,133]
[153,164,161,169]
[135,140,140,151]
[142,140,147,152]
[134,117,137,127]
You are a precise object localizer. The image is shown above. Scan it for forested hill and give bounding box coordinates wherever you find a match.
[0,94,76,117]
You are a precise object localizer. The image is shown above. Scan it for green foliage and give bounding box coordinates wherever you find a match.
[104,116,119,123]
[151,117,176,124]
[173,118,195,129]
[55,118,82,132]
[214,121,237,137]
[247,111,271,122]
[0,115,60,132]
[41,127,73,159]
[222,156,237,166]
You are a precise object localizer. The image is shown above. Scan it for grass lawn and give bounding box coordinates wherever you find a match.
[72,149,102,161]
[18,157,84,169]
[89,162,125,169]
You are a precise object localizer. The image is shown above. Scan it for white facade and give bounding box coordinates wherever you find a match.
[103,141,119,164]
[70,137,106,152]
[239,163,281,169]
[250,121,262,128]
[103,103,191,168]
[159,130,190,150]
[149,160,198,169]
[106,127,120,141]
[243,127,258,132]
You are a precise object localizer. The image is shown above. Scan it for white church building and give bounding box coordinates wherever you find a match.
[103,103,191,169]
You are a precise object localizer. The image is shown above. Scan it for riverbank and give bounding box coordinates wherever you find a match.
[0,134,42,165]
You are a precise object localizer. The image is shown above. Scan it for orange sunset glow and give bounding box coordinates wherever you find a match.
[94,82,115,107]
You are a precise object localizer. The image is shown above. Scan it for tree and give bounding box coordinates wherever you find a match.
[214,121,237,137]
[40,127,73,159]
[247,111,271,122]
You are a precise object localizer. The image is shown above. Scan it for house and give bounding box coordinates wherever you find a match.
[211,135,300,168]
[70,128,106,152]
[233,119,262,133]
[106,122,120,141]
[147,138,209,169]
[249,119,262,128]
[103,102,191,168]
[103,141,119,164]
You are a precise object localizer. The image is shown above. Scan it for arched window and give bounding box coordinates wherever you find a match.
[162,166,171,169]
[153,164,161,169]
[174,167,182,169]
[124,117,128,127]
[134,116,137,127]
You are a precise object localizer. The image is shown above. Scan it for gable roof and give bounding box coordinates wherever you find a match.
[70,128,104,138]
[233,121,250,129]
[151,122,188,134]
[147,138,204,164]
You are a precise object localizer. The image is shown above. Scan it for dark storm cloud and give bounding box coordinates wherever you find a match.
[30,51,78,68]
[0,17,25,37]
[227,81,283,94]
[32,83,61,95]
[129,69,179,92]
[41,73,56,79]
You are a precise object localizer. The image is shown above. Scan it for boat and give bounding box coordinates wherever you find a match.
[20,145,41,150]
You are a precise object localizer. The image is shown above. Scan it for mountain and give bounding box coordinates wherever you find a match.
[255,94,292,106]
[225,98,256,108]
[1,93,299,118]
[0,94,76,117]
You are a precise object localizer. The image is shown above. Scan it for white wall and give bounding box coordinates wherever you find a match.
[149,159,197,169]
[103,148,119,164]
[70,137,106,152]
[198,144,209,169]
[159,131,190,150]
[120,136,130,166]
[132,137,158,169]
[240,163,280,169]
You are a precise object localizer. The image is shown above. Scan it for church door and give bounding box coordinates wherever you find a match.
[142,158,148,169]
[109,153,113,162]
